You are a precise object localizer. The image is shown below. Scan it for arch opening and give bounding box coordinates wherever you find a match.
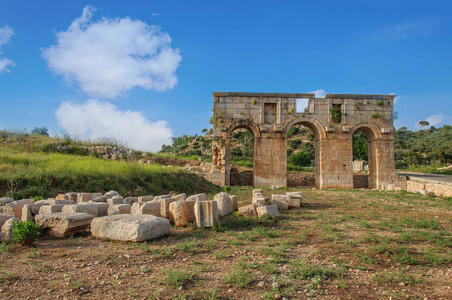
[228,127,255,186]
[351,126,379,189]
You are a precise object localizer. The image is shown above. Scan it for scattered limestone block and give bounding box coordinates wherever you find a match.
[131,202,161,216]
[0,197,14,206]
[171,193,187,201]
[108,204,131,216]
[47,199,75,205]
[62,204,99,217]
[39,205,64,214]
[271,195,289,210]
[0,213,13,229]
[168,201,196,226]
[4,199,35,218]
[107,195,124,205]
[138,195,154,202]
[55,194,66,200]
[91,214,171,242]
[1,217,21,242]
[91,203,110,216]
[186,193,207,202]
[66,192,78,201]
[124,197,138,205]
[194,201,218,228]
[159,198,175,218]
[252,194,269,207]
[35,213,94,238]
[286,192,302,208]
[104,190,120,198]
[77,193,102,203]
[153,195,172,201]
[419,190,427,195]
[92,195,108,203]
[214,192,233,216]
[256,205,279,219]
[238,205,257,217]
[252,189,263,196]
[0,207,3,214]
[22,203,48,222]
[230,195,238,211]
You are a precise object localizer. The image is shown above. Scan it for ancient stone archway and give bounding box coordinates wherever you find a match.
[210,92,400,189]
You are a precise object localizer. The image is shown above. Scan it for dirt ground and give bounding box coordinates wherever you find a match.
[1,188,451,300]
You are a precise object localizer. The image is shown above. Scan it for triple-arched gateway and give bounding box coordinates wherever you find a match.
[210,92,403,190]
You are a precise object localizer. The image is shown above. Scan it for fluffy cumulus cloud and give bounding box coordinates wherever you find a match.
[56,99,172,152]
[0,25,15,73]
[43,6,182,98]
[425,114,445,127]
[311,89,326,98]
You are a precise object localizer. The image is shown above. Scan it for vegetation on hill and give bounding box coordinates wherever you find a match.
[0,129,220,199]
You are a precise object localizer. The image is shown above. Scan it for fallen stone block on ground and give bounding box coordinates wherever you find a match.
[0,213,14,229]
[229,195,239,211]
[159,198,175,218]
[214,192,232,216]
[256,205,279,219]
[137,195,154,202]
[62,204,99,217]
[238,205,257,217]
[0,197,14,206]
[186,193,207,202]
[171,193,187,201]
[194,201,218,227]
[77,193,102,203]
[22,203,48,222]
[4,199,35,218]
[271,195,289,210]
[35,213,94,238]
[124,197,138,205]
[39,205,65,214]
[91,202,110,216]
[168,201,196,226]
[131,202,161,216]
[108,204,131,216]
[1,217,21,242]
[91,214,171,242]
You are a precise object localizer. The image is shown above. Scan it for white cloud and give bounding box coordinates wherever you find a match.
[425,114,445,127]
[369,18,439,41]
[311,89,326,98]
[0,25,15,73]
[390,93,400,104]
[56,99,172,152]
[42,5,181,99]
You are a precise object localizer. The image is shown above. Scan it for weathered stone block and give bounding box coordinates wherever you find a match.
[77,193,102,203]
[153,195,172,201]
[256,205,279,219]
[35,213,94,237]
[171,193,187,201]
[46,199,76,205]
[39,205,64,214]
[214,192,233,216]
[238,205,256,217]
[104,190,120,198]
[271,195,289,210]
[107,195,124,205]
[4,199,35,218]
[0,213,13,229]
[137,195,154,202]
[252,195,269,207]
[131,202,161,216]
[159,198,175,218]
[92,195,108,203]
[91,214,171,242]
[252,189,263,196]
[194,201,218,227]
[124,197,138,205]
[108,204,131,216]
[1,217,21,242]
[186,193,207,202]
[168,201,196,226]
[22,203,48,222]
[0,197,14,206]
[91,202,110,216]
[62,204,99,217]
[230,195,238,211]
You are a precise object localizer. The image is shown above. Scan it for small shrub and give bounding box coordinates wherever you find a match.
[163,269,192,288]
[224,266,253,287]
[12,222,41,245]
[371,111,383,119]
[376,100,383,106]
[223,185,232,193]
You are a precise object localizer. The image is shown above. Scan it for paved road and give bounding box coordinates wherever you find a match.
[399,172,452,185]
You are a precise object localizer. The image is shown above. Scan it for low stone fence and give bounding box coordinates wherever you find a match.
[407,180,452,197]
[230,169,253,186]
[353,174,369,189]
[287,173,315,188]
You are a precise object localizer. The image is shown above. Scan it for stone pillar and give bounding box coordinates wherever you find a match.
[254,134,287,187]
[371,137,397,189]
[318,136,353,189]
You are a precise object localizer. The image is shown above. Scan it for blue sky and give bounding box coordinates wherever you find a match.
[0,0,451,151]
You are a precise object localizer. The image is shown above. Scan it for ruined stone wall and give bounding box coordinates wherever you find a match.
[407,180,452,197]
[287,173,315,187]
[353,174,369,189]
[211,92,398,189]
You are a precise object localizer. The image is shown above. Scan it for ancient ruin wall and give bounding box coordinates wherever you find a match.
[211,92,400,189]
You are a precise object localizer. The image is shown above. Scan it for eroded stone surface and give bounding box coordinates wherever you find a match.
[1,217,21,242]
[108,204,131,216]
[168,201,196,226]
[238,205,256,217]
[39,205,64,214]
[214,192,232,216]
[271,195,289,210]
[91,214,170,242]
[4,199,35,218]
[186,193,207,202]
[0,213,13,229]
[256,205,279,219]
[131,202,161,216]
[62,204,99,217]
[35,213,94,238]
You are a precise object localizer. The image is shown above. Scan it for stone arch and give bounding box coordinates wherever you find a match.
[348,122,382,141]
[348,122,383,189]
[226,119,260,138]
[283,116,326,140]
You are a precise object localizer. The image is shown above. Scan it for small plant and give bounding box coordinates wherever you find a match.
[12,221,41,245]
[376,100,383,106]
[252,99,257,105]
[366,100,370,104]
[163,269,192,288]
[33,196,43,201]
[330,105,342,123]
[224,266,253,287]
[371,110,383,119]
[223,185,232,193]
